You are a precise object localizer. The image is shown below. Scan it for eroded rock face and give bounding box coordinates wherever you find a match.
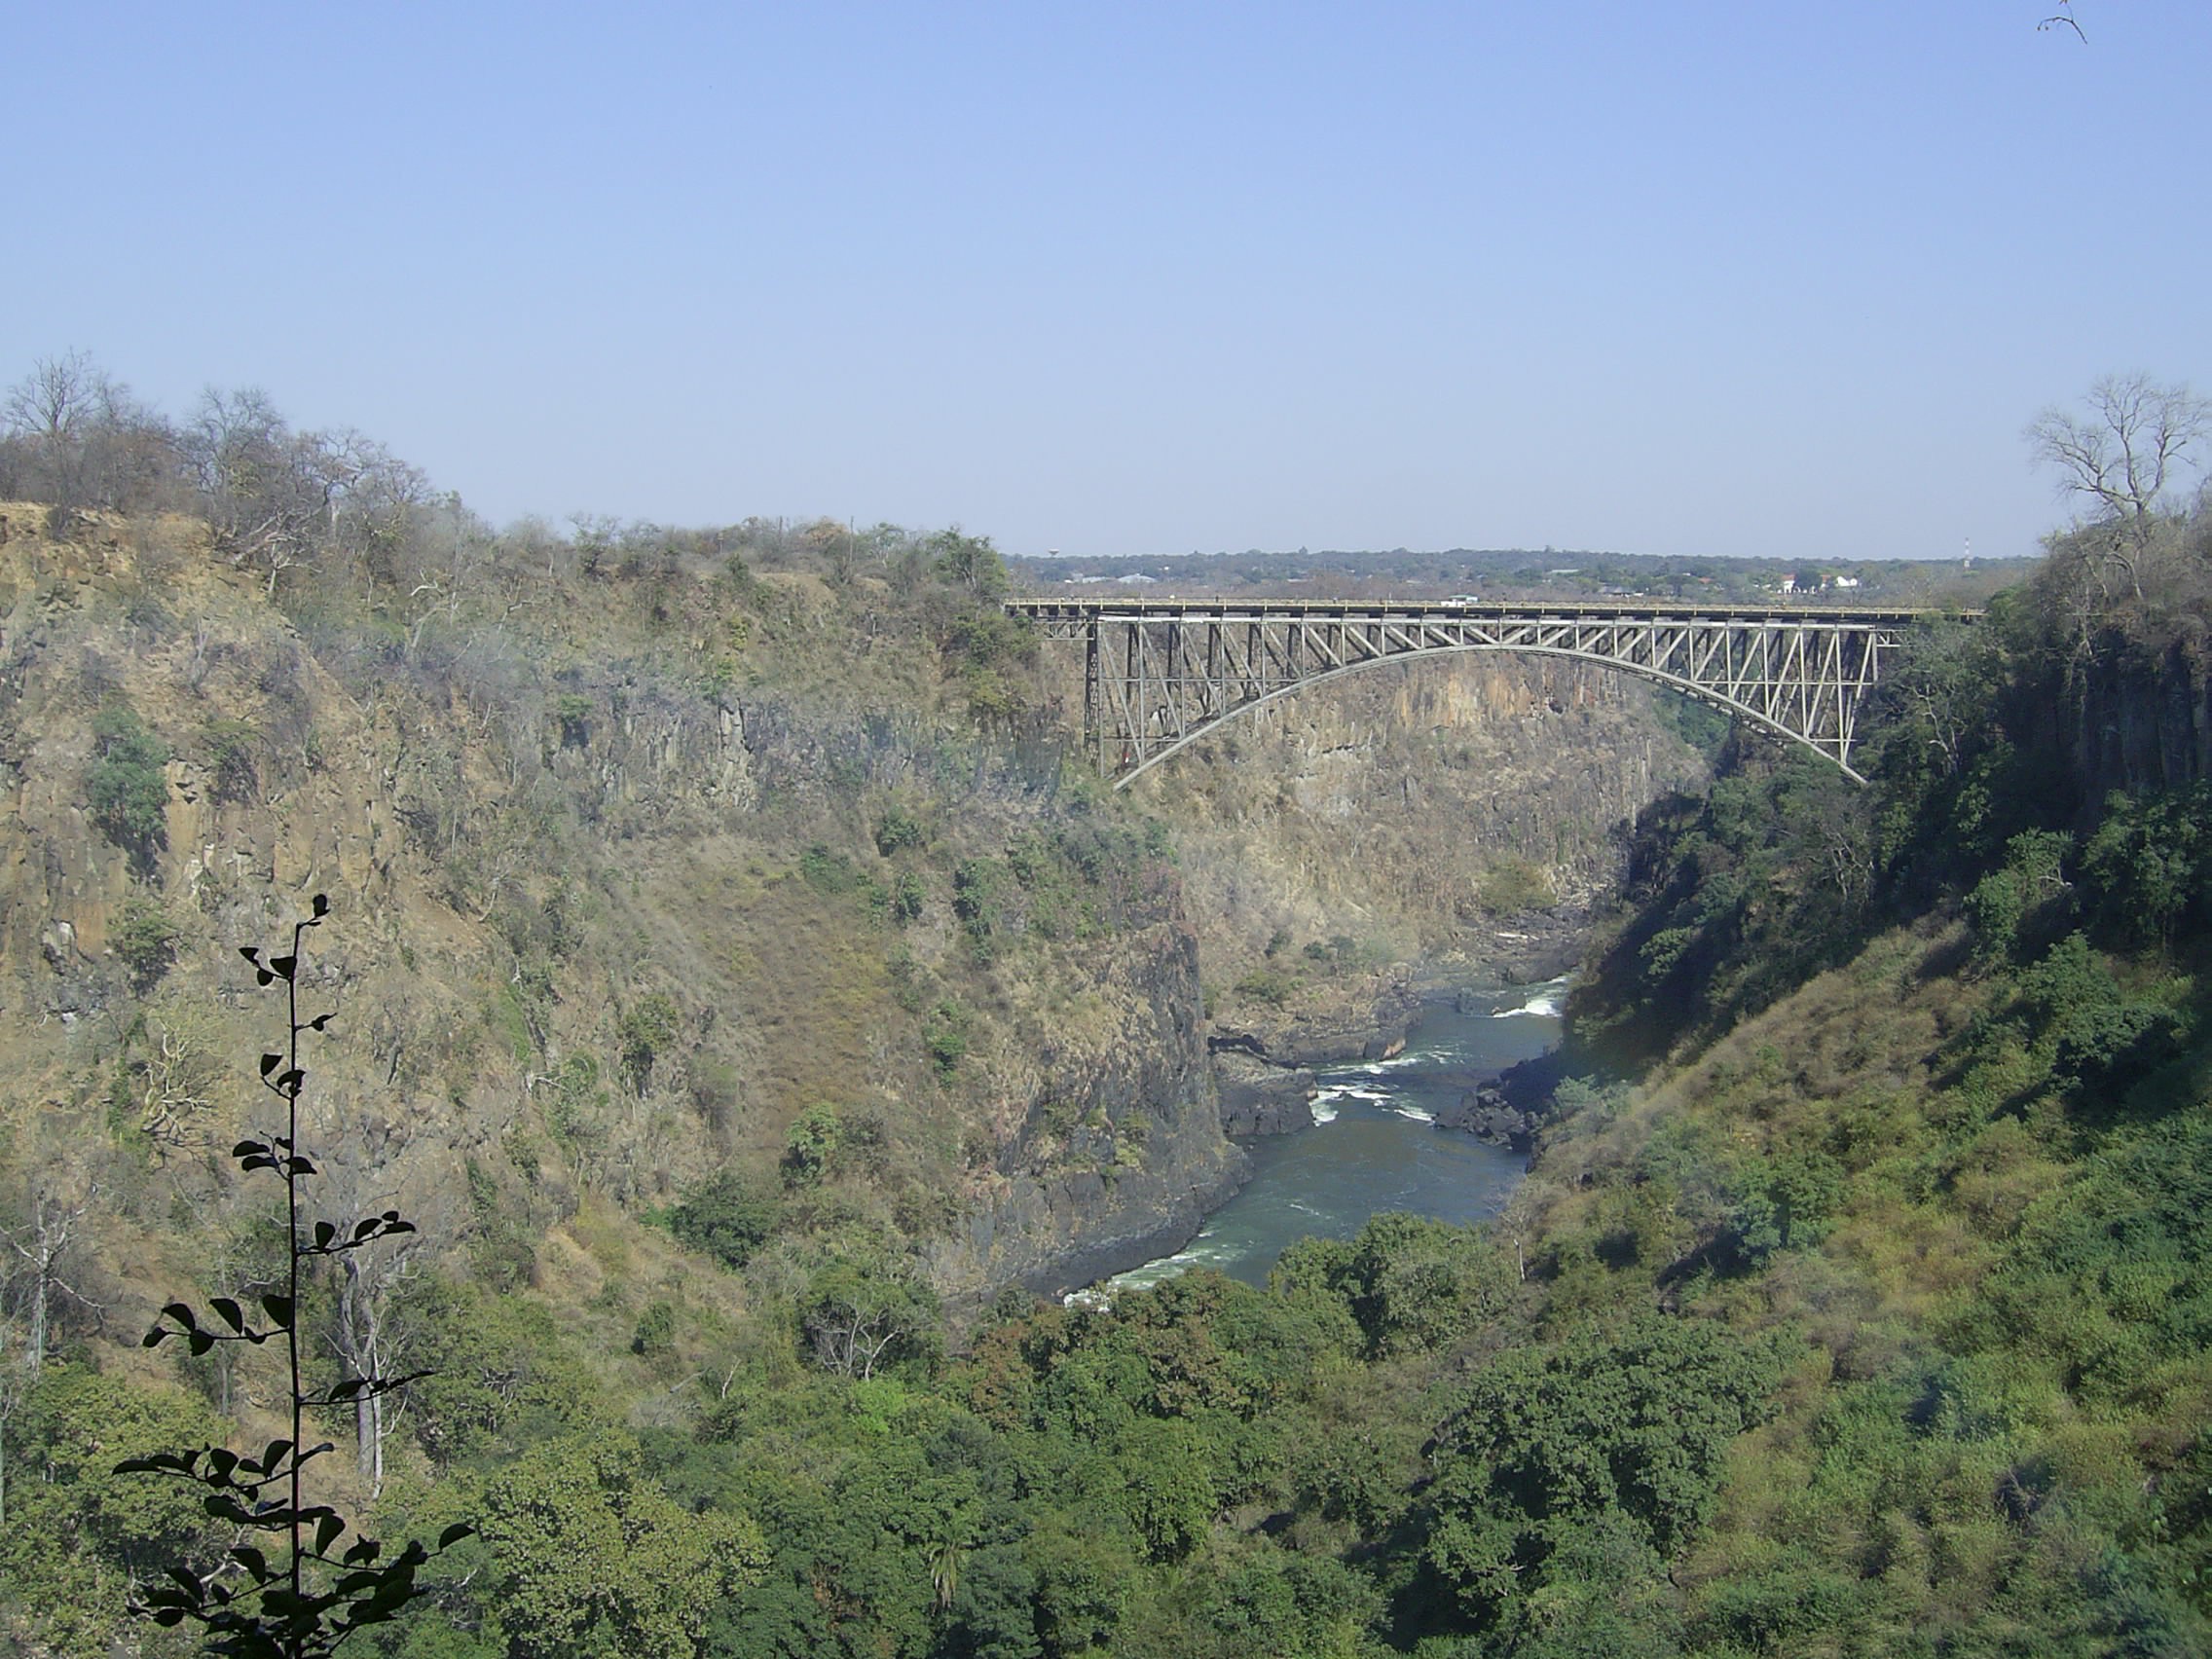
[1211,1048,1317,1137]
[2065,636,2212,798]
[1434,1084,1535,1147]
[1120,652,1710,1065]
[924,919,1248,1302]
[0,508,1693,1316]
[1209,967,1424,1069]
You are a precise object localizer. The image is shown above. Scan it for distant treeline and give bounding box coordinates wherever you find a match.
[1011,545,2009,607]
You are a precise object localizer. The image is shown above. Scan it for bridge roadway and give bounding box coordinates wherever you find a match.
[1004,595,1955,788]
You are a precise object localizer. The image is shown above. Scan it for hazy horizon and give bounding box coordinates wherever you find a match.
[12,3,2208,565]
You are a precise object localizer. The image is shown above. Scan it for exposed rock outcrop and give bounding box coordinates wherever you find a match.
[1209,966,1423,1068]
[925,920,1248,1301]
[1434,1083,1536,1147]
[1211,1048,1317,1137]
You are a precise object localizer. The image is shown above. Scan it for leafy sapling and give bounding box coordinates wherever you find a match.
[118,895,469,1657]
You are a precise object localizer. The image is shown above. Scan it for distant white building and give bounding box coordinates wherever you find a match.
[1782,571,1861,595]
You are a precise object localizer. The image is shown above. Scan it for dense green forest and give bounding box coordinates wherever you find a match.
[2,360,2210,1656]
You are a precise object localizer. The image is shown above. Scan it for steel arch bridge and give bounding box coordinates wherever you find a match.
[1005,597,1949,789]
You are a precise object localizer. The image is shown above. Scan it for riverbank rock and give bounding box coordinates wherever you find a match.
[1211,1049,1317,1136]
[1435,1083,1535,1147]
[1209,966,1423,1068]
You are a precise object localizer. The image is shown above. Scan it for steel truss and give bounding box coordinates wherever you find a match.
[1005,598,1939,788]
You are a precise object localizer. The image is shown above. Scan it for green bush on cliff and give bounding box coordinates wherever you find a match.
[86,702,168,861]
[110,894,181,992]
[664,1169,780,1269]
[617,993,681,1093]
[1232,967,1299,1006]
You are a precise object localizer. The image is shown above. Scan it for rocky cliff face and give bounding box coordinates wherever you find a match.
[2066,632,2212,800]
[0,507,1704,1320]
[0,508,1253,1319]
[1128,650,1710,1086]
[1211,1047,1318,1136]
[926,916,1248,1299]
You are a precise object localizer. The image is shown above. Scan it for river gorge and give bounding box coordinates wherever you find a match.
[1109,976,1568,1293]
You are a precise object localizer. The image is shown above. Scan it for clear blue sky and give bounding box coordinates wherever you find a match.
[10,2,2207,563]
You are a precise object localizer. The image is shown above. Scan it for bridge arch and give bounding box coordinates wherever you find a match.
[1006,598,1943,791]
[1109,642,1870,787]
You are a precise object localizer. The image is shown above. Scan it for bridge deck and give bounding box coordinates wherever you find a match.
[1006,595,1973,788]
[1007,597,1945,626]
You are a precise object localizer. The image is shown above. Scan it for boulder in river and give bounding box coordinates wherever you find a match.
[1435,1083,1536,1147]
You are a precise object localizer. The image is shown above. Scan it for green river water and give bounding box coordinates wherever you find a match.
[1106,976,1568,1293]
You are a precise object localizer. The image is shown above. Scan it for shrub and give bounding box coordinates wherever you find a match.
[891,870,926,924]
[88,703,168,861]
[111,895,182,993]
[617,993,681,1094]
[872,804,925,856]
[782,1104,844,1186]
[1477,857,1556,914]
[553,692,593,748]
[1233,969,1299,1008]
[799,843,862,896]
[201,717,260,805]
[924,1002,971,1079]
[2083,783,2212,950]
[665,1170,780,1270]
[952,859,1004,960]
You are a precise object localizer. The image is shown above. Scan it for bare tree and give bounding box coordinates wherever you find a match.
[320,1150,440,1503]
[1,351,175,515]
[0,1185,78,1530]
[3,350,103,443]
[2027,374,2210,600]
[0,1302,31,1531]
[0,1181,103,1527]
[0,1186,99,1377]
